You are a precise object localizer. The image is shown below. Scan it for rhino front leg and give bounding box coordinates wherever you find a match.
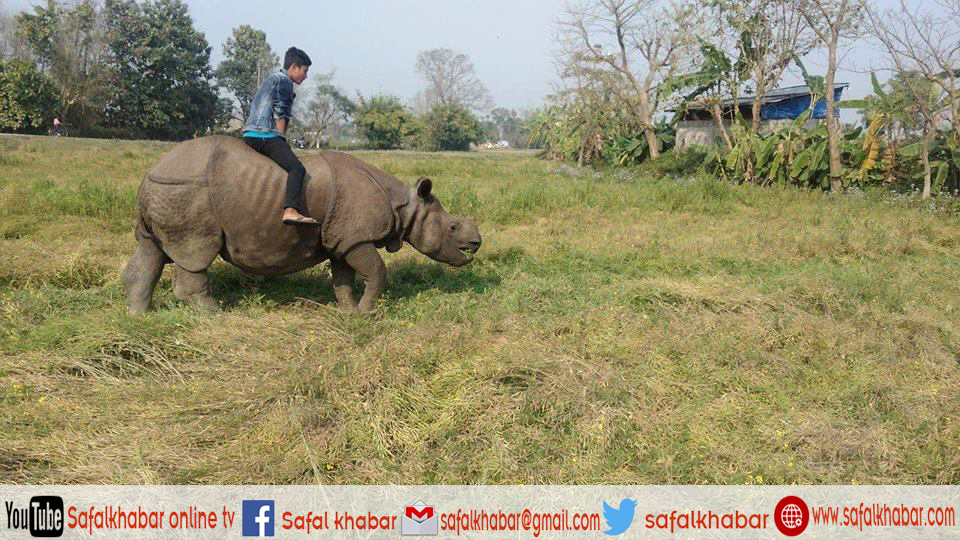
[343,243,386,313]
[172,264,220,312]
[330,257,358,312]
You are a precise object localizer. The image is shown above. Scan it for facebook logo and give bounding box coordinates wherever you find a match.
[242,500,275,537]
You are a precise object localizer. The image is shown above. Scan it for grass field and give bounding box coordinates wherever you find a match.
[1,133,959,485]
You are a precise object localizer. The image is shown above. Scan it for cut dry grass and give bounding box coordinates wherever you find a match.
[1,134,959,484]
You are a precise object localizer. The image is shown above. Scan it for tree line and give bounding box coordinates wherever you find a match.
[1,0,224,140]
[0,0,535,150]
[288,48,538,151]
[532,0,960,197]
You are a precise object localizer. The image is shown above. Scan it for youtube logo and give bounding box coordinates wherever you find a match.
[4,496,64,537]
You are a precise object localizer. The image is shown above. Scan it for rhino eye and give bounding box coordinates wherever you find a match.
[449,221,459,232]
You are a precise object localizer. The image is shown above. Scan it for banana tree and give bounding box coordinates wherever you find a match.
[526,105,588,163]
[839,72,912,184]
[616,121,677,165]
[899,130,960,195]
[891,79,955,196]
[704,108,870,188]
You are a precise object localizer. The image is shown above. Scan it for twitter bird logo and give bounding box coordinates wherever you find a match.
[602,498,637,536]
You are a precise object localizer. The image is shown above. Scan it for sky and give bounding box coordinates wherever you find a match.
[183,0,563,112]
[1,0,945,119]
[2,0,564,111]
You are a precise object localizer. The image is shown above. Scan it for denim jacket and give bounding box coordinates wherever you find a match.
[243,69,295,136]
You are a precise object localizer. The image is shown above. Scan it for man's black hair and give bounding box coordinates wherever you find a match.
[283,47,312,70]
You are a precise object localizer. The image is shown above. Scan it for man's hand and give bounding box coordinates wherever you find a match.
[275,118,287,136]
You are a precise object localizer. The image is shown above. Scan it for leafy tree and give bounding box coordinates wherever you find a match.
[883,71,932,136]
[14,1,113,132]
[212,95,234,132]
[14,0,58,71]
[485,107,531,148]
[887,71,956,195]
[521,108,547,150]
[0,59,62,131]
[103,0,218,139]
[424,102,483,151]
[403,114,430,150]
[215,25,278,121]
[480,117,496,142]
[354,94,411,150]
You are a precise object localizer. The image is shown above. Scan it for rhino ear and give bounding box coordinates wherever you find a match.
[416,177,432,200]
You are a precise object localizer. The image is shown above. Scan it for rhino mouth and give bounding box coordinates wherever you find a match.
[456,241,480,262]
[458,247,476,261]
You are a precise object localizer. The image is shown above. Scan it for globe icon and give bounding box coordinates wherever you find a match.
[781,504,803,528]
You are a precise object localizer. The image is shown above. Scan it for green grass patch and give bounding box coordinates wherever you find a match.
[1,135,959,484]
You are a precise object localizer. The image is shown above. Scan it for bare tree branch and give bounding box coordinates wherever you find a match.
[864,0,959,196]
[556,0,688,159]
[800,0,860,191]
[414,48,493,113]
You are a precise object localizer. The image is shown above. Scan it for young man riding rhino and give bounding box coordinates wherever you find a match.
[121,47,482,314]
[242,46,318,226]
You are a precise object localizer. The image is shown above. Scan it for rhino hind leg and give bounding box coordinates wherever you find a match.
[172,264,220,312]
[122,235,170,314]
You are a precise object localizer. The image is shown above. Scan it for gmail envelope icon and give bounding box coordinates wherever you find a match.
[401,500,437,536]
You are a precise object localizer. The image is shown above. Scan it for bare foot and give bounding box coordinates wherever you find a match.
[282,208,320,225]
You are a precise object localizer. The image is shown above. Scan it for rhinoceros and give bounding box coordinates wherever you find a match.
[121,135,481,313]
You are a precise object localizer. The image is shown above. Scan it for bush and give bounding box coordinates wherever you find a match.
[424,102,483,151]
[354,94,412,150]
[0,60,62,132]
[403,115,431,150]
[527,104,674,165]
[633,147,708,178]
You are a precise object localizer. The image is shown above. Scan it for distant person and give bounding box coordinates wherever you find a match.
[52,117,62,136]
[242,47,318,226]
